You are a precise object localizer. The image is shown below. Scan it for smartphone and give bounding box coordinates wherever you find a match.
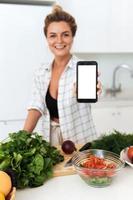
[77,61,98,103]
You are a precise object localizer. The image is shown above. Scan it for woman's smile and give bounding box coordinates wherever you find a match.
[55,44,65,48]
[55,44,66,50]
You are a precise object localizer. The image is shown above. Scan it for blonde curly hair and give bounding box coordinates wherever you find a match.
[44,5,77,37]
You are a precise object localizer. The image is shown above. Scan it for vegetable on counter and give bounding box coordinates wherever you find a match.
[5,169,17,187]
[61,140,76,154]
[91,130,133,154]
[0,171,12,197]
[0,131,64,189]
[0,192,5,200]
[127,146,133,163]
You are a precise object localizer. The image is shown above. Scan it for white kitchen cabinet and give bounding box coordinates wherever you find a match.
[0,4,52,120]
[92,105,133,136]
[108,0,133,52]
[117,107,133,132]
[60,0,133,53]
[71,0,111,53]
[0,120,25,140]
[0,118,44,141]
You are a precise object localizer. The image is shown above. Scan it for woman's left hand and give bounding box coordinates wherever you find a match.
[97,80,102,96]
[97,72,102,96]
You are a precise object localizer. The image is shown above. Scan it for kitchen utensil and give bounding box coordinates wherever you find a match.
[120,147,133,167]
[64,142,91,167]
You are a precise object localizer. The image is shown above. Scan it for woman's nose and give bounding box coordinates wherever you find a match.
[57,35,62,43]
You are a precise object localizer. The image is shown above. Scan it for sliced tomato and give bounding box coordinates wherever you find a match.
[91,170,105,177]
[106,170,116,177]
[81,155,116,171]
[81,169,91,176]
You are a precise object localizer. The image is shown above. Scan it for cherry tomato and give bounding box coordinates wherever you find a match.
[127,146,133,161]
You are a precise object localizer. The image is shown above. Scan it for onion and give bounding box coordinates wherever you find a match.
[61,140,76,154]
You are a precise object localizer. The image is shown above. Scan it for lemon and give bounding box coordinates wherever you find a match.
[0,192,5,200]
[0,171,12,197]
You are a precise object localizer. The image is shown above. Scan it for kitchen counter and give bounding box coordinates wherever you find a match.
[93,88,133,108]
[92,97,133,109]
[16,166,133,200]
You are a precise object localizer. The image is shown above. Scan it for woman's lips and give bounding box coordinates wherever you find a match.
[55,44,66,49]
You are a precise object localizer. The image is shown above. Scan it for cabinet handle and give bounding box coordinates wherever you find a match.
[112,112,115,116]
[112,112,121,116]
[0,119,25,125]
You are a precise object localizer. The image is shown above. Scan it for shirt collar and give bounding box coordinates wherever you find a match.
[43,61,52,71]
[43,54,78,71]
[66,54,78,69]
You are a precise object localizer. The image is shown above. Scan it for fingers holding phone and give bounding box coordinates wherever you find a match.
[97,79,102,96]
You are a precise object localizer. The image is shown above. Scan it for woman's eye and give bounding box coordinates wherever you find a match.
[63,33,69,37]
[49,35,56,38]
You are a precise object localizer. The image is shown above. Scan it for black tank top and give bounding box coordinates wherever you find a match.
[45,88,59,118]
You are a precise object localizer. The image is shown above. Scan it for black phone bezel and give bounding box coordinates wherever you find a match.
[76,61,98,103]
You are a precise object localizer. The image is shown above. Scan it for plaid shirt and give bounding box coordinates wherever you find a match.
[28,55,97,144]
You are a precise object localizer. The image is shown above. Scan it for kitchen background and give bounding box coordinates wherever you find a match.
[0,0,133,140]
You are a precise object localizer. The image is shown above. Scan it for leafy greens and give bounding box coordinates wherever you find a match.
[91,130,133,154]
[0,130,64,188]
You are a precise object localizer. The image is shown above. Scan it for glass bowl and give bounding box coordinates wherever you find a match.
[72,149,125,187]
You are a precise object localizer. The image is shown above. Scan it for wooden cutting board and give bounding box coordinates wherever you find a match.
[53,145,81,177]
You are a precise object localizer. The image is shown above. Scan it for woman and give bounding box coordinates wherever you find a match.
[23,5,101,146]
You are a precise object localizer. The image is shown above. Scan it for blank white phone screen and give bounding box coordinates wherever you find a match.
[78,65,96,99]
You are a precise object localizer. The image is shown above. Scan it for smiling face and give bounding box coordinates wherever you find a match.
[46,21,74,58]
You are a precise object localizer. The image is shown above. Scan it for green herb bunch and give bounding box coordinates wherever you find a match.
[0,130,64,188]
[91,130,133,154]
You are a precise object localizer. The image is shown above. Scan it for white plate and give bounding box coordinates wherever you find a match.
[120,147,133,167]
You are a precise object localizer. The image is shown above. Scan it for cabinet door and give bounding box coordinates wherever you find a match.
[0,118,44,141]
[72,0,111,53]
[92,107,120,136]
[108,0,133,52]
[116,107,133,133]
[0,120,24,140]
[92,106,133,136]
[0,5,52,120]
[60,0,133,52]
